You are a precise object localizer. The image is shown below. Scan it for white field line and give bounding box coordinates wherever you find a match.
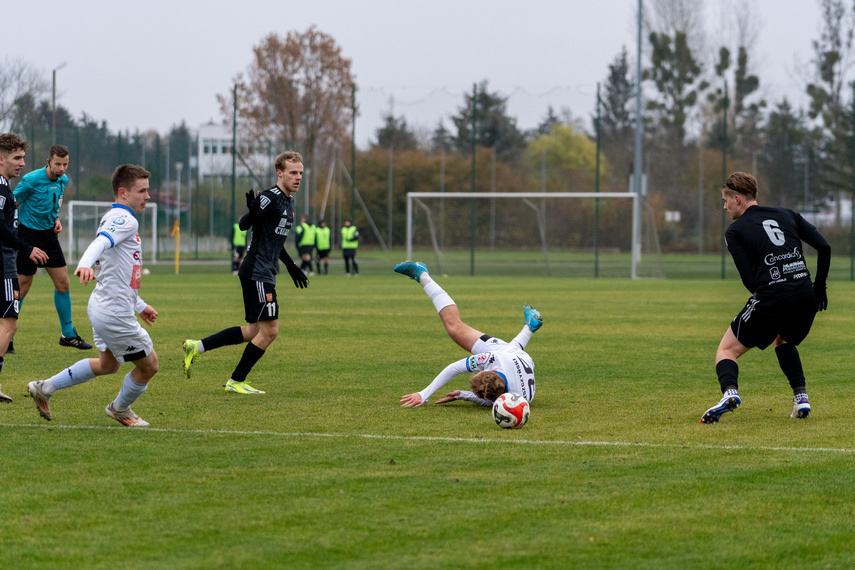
[3,423,854,454]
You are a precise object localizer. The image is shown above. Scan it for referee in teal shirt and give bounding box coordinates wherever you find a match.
[13,145,91,351]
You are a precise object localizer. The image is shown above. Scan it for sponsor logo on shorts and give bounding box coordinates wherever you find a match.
[265,293,273,302]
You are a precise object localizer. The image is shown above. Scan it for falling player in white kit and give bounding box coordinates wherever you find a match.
[27,165,159,427]
[396,261,542,408]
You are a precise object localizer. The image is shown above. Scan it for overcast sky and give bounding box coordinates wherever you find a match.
[5,0,823,147]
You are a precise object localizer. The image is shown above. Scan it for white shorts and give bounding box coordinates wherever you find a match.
[471,335,508,354]
[88,306,153,362]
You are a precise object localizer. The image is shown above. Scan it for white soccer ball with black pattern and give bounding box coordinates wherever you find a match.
[492,392,530,429]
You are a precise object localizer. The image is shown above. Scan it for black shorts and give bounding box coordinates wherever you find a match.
[240,277,278,323]
[17,225,67,274]
[298,245,313,257]
[730,291,817,350]
[316,248,330,259]
[343,248,357,259]
[0,278,20,319]
[232,246,246,259]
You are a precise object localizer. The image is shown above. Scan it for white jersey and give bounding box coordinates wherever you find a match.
[77,204,147,316]
[417,333,536,406]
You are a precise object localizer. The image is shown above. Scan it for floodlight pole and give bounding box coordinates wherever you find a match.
[231,84,238,230]
[52,61,67,144]
[631,0,643,280]
[721,79,729,280]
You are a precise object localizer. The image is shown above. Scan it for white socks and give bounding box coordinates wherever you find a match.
[420,274,456,314]
[512,326,533,350]
[113,371,148,411]
[45,359,96,394]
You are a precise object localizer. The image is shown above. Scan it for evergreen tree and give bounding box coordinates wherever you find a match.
[451,80,526,162]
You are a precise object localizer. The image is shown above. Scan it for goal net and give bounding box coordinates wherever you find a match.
[64,201,159,264]
[404,192,664,278]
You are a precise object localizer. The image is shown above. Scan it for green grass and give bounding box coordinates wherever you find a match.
[2,266,855,568]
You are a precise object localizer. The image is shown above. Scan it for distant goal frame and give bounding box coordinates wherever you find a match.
[404,191,642,279]
[66,200,159,264]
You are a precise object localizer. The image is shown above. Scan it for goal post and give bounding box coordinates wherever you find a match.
[404,192,663,279]
[66,201,158,264]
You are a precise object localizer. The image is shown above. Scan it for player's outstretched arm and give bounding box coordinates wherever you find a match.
[435,390,461,404]
[400,393,426,407]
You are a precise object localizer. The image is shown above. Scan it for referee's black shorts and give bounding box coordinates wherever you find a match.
[17,225,67,274]
[730,290,817,350]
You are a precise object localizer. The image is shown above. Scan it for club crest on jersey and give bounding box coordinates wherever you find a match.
[259,195,271,210]
[112,217,127,226]
[0,196,5,208]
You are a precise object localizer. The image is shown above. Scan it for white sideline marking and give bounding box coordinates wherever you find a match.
[3,423,854,454]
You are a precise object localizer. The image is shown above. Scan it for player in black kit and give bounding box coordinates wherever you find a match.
[181,151,309,394]
[701,171,831,424]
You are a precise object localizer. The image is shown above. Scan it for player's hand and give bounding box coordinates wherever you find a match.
[287,262,309,289]
[139,305,158,325]
[29,247,48,265]
[435,390,461,404]
[245,188,259,214]
[74,267,96,285]
[53,219,63,234]
[814,281,828,311]
[400,393,426,407]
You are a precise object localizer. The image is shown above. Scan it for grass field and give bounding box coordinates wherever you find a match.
[2,261,855,569]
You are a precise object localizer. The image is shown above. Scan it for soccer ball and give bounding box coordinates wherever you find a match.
[492,392,530,429]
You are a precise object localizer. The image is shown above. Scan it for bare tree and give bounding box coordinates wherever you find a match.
[0,58,48,131]
[218,26,357,170]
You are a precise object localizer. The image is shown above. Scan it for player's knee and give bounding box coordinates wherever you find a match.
[95,361,121,376]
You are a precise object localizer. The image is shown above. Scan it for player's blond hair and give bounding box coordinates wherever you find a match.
[275,151,303,171]
[470,371,506,402]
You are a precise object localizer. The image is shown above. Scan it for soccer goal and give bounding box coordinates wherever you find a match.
[404,192,664,279]
[64,201,159,264]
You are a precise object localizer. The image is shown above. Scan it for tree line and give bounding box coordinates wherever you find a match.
[2,0,854,254]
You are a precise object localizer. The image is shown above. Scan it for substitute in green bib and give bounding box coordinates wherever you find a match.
[231,220,247,275]
[315,219,331,275]
[341,219,359,276]
[294,214,316,276]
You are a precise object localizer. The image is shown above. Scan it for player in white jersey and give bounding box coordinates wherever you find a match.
[27,165,159,427]
[395,261,542,408]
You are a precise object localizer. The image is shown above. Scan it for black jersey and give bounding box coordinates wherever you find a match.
[725,205,830,303]
[238,185,295,284]
[0,175,31,279]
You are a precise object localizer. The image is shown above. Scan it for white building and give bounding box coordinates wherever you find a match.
[197,122,277,182]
